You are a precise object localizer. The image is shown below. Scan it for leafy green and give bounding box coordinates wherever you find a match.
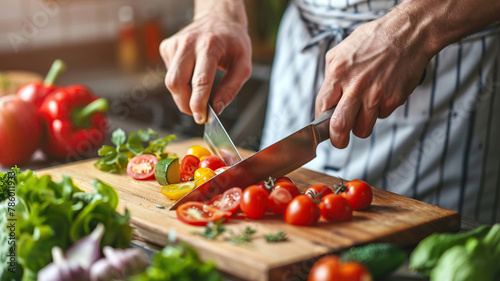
[0,166,20,202]
[94,128,177,173]
[128,243,222,281]
[0,170,132,281]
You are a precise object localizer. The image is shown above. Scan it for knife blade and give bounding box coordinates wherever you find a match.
[204,105,242,166]
[170,107,336,210]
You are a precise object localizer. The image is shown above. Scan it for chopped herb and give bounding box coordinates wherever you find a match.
[193,219,226,240]
[155,204,165,209]
[94,128,177,173]
[228,227,257,245]
[264,231,288,243]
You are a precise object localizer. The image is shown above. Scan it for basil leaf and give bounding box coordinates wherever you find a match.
[111,128,127,147]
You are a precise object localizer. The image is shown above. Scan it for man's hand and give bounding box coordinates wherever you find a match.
[315,0,500,149]
[159,0,252,124]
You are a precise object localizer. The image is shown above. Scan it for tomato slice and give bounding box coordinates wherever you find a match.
[176,202,231,226]
[126,154,158,180]
[209,187,242,216]
[180,155,200,182]
[161,181,196,200]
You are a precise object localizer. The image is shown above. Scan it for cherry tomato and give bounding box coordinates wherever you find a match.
[209,187,242,216]
[194,168,216,187]
[186,145,211,159]
[269,188,293,215]
[284,195,320,226]
[240,185,269,219]
[214,166,229,175]
[308,255,372,281]
[275,181,301,198]
[341,180,373,210]
[176,202,231,226]
[126,154,158,180]
[180,155,200,182]
[305,184,333,199]
[319,194,352,222]
[199,155,226,171]
[276,176,294,184]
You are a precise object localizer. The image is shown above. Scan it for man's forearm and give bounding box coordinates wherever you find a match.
[194,0,248,27]
[375,0,500,59]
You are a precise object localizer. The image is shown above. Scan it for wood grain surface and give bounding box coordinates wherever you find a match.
[36,138,461,281]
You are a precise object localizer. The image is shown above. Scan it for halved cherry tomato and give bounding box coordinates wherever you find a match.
[186,145,212,159]
[209,187,242,216]
[285,195,320,226]
[341,180,373,210]
[308,255,373,281]
[194,167,216,187]
[305,184,333,199]
[180,155,200,182]
[319,194,352,222]
[275,181,301,198]
[240,185,269,219]
[199,155,226,171]
[269,188,293,215]
[126,154,158,180]
[176,202,231,226]
[161,181,196,200]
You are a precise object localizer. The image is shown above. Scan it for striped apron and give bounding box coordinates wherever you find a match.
[261,0,500,223]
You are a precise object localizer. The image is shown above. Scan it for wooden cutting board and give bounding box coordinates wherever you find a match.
[36,138,460,281]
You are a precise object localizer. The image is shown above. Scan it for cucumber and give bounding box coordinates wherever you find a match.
[340,243,407,280]
[155,158,180,186]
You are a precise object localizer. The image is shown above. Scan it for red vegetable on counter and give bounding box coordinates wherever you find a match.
[17,59,65,108]
[39,84,108,160]
[0,95,42,166]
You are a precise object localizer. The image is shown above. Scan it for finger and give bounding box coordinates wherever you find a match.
[352,104,378,138]
[211,57,252,114]
[190,53,219,124]
[329,92,361,148]
[164,46,195,115]
[159,38,176,68]
[315,76,342,119]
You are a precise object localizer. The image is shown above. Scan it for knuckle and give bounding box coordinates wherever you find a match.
[164,75,178,92]
[191,74,212,88]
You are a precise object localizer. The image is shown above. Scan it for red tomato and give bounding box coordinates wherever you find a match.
[305,184,333,199]
[199,155,225,171]
[214,166,229,175]
[240,185,269,219]
[0,96,42,166]
[180,155,200,182]
[126,154,158,180]
[269,188,293,215]
[319,194,352,222]
[285,195,320,226]
[275,181,301,198]
[308,255,372,281]
[209,187,242,216]
[176,202,231,226]
[341,180,373,210]
[276,176,294,184]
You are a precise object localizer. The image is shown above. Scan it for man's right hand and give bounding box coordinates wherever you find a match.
[159,0,252,124]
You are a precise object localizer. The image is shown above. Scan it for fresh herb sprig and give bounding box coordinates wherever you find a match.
[193,219,227,240]
[228,227,257,245]
[264,231,288,243]
[94,128,177,173]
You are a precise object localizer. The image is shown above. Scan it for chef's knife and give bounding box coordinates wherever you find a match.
[204,105,242,166]
[170,107,336,210]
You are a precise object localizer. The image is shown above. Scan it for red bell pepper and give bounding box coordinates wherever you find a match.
[17,59,65,108]
[39,84,108,160]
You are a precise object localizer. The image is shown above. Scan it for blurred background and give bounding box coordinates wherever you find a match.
[0,0,288,161]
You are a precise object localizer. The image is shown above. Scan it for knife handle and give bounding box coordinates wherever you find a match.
[311,107,336,143]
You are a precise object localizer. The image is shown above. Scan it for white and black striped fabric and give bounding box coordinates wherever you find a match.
[261,0,500,224]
